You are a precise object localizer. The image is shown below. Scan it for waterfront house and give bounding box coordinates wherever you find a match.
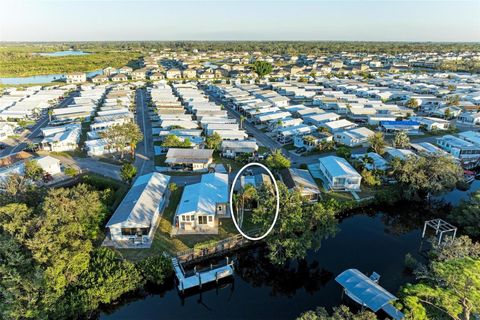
[174,172,229,234]
[436,134,480,168]
[66,72,87,84]
[118,66,133,76]
[319,155,362,191]
[280,168,320,202]
[105,172,171,247]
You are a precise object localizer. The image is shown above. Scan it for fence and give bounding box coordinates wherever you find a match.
[175,228,263,264]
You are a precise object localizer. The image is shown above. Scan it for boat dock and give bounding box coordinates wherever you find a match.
[172,257,234,293]
[335,268,405,320]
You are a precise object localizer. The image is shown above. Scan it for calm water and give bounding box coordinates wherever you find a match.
[0,69,102,85]
[38,50,90,57]
[440,179,480,206]
[100,211,427,320]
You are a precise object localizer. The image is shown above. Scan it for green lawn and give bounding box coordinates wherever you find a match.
[117,187,240,262]
[283,143,296,151]
[213,151,244,172]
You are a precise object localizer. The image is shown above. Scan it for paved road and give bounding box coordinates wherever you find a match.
[134,88,155,176]
[53,155,121,180]
[1,93,76,157]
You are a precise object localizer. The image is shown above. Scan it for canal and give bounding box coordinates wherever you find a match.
[100,207,431,320]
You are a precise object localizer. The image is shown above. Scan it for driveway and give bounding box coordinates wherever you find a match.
[52,154,121,180]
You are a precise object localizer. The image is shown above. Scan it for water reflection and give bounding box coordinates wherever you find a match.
[100,211,426,320]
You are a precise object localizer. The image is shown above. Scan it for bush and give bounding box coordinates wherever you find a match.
[404,253,418,271]
[137,255,173,286]
[64,167,78,177]
[335,146,352,159]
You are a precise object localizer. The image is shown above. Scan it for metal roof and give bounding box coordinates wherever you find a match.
[335,269,397,312]
[106,172,170,228]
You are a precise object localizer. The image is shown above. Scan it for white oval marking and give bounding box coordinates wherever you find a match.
[229,162,280,241]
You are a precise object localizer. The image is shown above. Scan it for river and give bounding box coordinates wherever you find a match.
[0,69,102,85]
[100,208,430,320]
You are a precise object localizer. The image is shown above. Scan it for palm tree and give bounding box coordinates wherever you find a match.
[240,115,246,129]
[48,109,53,122]
[235,185,258,228]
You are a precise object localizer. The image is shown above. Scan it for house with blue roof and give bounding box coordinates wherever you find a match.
[174,172,229,234]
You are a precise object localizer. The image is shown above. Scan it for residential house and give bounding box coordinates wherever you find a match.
[0,122,15,141]
[334,127,374,147]
[182,69,197,79]
[383,147,416,161]
[105,173,171,247]
[410,116,450,131]
[149,72,165,81]
[166,69,182,79]
[131,68,147,80]
[66,72,86,84]
[319,156,362,191]
[280,168,320,202]
[118,66,133,76]
[351,152,389,171]
[436,134,480,168]
[103,67,117,76]
[457,112,480,125]
[174,173,229,233]
[111,73,128,82]
[165,148,214,171]
[91,74,109,84]
[221,140,258,158]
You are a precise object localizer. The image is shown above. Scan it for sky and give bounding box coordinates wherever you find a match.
[0,0,479,42]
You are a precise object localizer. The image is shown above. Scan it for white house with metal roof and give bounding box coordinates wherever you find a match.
[334,127,374,147]
[104,172,171,247]
[174,172,229,234]
[319,155,361,191]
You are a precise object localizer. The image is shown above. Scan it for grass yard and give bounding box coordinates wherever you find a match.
[117,186,239,262]
[213,151,244,172]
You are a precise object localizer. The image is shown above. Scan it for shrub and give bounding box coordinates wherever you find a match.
[137,255,173,286]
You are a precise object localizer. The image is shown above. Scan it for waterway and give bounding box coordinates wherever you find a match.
[0,69,102,85]
[38,50,90,57]
[100,207,430,320]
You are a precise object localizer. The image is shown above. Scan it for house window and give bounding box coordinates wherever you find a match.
[208,216,213,222]
[186,215,190,221]
[198,216,208,224]
[191,215,195,220]
[182,216,185,221]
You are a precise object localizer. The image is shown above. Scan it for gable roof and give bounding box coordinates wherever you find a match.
[106,172,170,228]
[176,172,228,216]
[165,148,214,164]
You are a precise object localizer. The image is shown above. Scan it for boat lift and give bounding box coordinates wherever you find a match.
[422,219,457,245]
[172,257,234,294]
[335,269,405,320]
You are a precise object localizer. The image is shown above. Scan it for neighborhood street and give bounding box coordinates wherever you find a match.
[134,88,155,176]
[1,93,76,157]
